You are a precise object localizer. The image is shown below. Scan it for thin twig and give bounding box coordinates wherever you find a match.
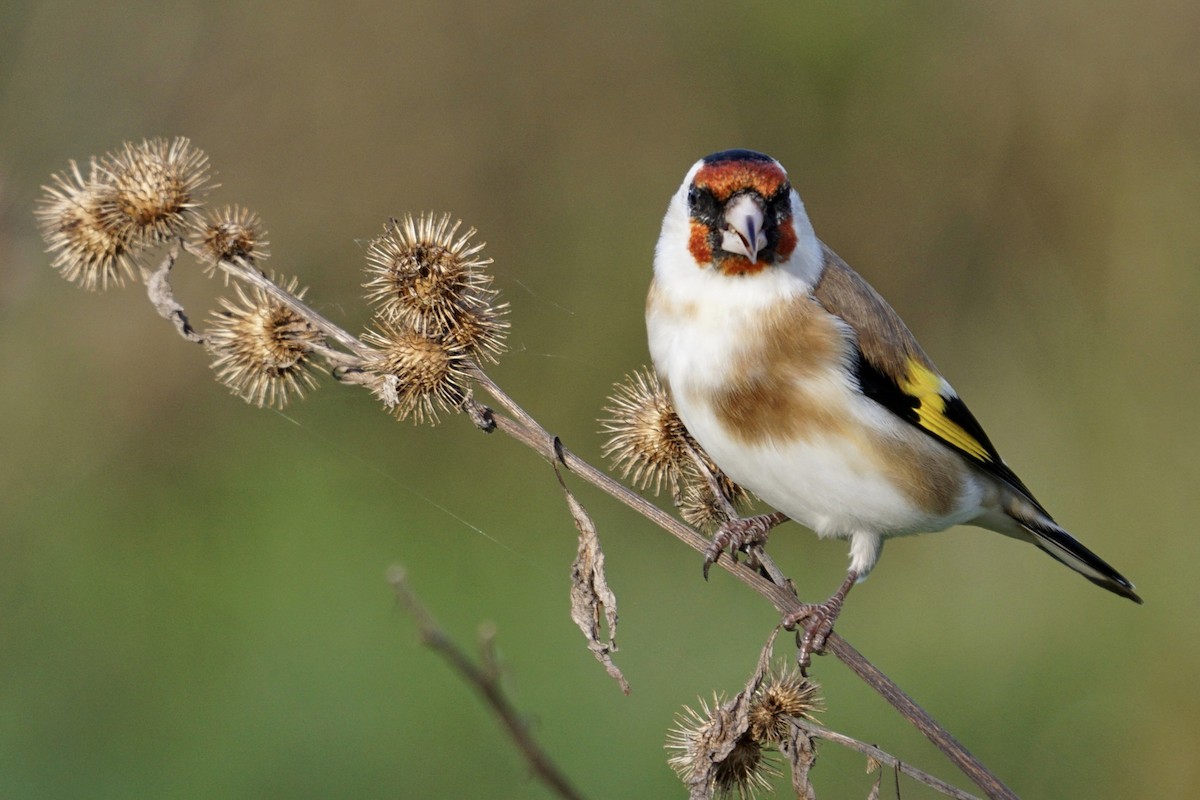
[185,244,372,357]
[388,566,588,800]
[468,365,554,440]
[819,636,1017,799]
[791,718,982,800]
[309,341,364,368]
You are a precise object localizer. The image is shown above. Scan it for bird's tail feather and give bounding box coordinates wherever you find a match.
[1017,514,1142,604]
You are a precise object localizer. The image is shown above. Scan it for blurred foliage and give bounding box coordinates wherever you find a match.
[2,1,1198,798]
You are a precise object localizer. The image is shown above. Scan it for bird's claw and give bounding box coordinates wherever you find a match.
[782,570,858,674]
[702,513,787,579]
[784,601,840,673]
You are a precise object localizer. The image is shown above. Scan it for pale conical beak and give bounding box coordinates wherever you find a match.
[719,194,768,263]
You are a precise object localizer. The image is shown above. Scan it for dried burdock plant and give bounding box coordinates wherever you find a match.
[35,137,211,291]
[667,631,827,800]
[361,322,470,424]
[678,475,753,533]
[603,368,749,532]
[205,276,324,409]
[442,302,509,364]
[35,159,136,291]
[747,666,822,746]
[363,213,509,361]
[678,481,731,531]
[601,368,693,495]
[32,138,1020,800]
[667,693,780,800]
[99,136,211,245]
[35,142,503,428]
[192,204,269,274]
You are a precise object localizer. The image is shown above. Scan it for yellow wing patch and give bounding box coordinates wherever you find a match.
[897,360,992,462]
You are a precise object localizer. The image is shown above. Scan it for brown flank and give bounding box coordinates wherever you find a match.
[709,288,964,516]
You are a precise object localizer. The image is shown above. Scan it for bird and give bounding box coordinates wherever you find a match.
[646,149,1141,666]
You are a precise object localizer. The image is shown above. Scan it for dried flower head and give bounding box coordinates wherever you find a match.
[35,159,138,290]
[192,205,269,275]
[35,161,130,289]
[442,302,510,364]
[100,137,211,244]
[362,322,469,424]
[601,368,695,495]
[748,668,822,745]
[679,480,733,531]
[667,694,778,799]
[363,213,507,358]
[205,276,324,408]
[678,465,751,531]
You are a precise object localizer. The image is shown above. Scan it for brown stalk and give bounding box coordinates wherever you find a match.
[388,567,588,800]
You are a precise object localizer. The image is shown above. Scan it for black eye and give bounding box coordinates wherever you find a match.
[767,186,791,223]
[686,186,721,225]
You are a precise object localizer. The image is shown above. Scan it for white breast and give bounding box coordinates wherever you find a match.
[650,277,912,529]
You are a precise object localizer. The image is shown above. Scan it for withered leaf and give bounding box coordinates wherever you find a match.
[556,456,629,694]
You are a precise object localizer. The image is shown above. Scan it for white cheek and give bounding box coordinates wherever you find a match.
[778,190,824,287]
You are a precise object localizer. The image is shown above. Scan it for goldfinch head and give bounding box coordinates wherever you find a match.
[662,150,821,282]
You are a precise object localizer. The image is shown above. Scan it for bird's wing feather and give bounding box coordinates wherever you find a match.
[812,244,1047,513]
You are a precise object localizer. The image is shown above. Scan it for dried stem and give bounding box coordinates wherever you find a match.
[187,243,371,357]
[792,717,984,800]
[388,567,587,800]
[143,239,1017,800]
[146,240,203,343]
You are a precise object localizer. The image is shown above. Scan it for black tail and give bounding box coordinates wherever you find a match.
[1020,517,1142,604]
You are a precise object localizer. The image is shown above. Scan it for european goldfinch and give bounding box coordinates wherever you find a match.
[646,149,1141,661]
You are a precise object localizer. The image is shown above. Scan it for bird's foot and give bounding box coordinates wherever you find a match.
[702,512,788,579]
[783,570,858,673]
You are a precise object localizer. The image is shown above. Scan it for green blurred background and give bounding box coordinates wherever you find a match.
[2,2,1197,797]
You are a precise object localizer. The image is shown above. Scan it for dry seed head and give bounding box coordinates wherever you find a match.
[193,205,269,276]
[35,159,138,290]
[601,368,694,495]
[748,669,822,745]
[678,480,733,532]
[678,465,751,531]
[666,694,778,799]
[703,457,749,509]
[442,301,510,364]
[362,322,470,425]
[205,276,324,409]
[100,137,211,244]
[364,214,507,359]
